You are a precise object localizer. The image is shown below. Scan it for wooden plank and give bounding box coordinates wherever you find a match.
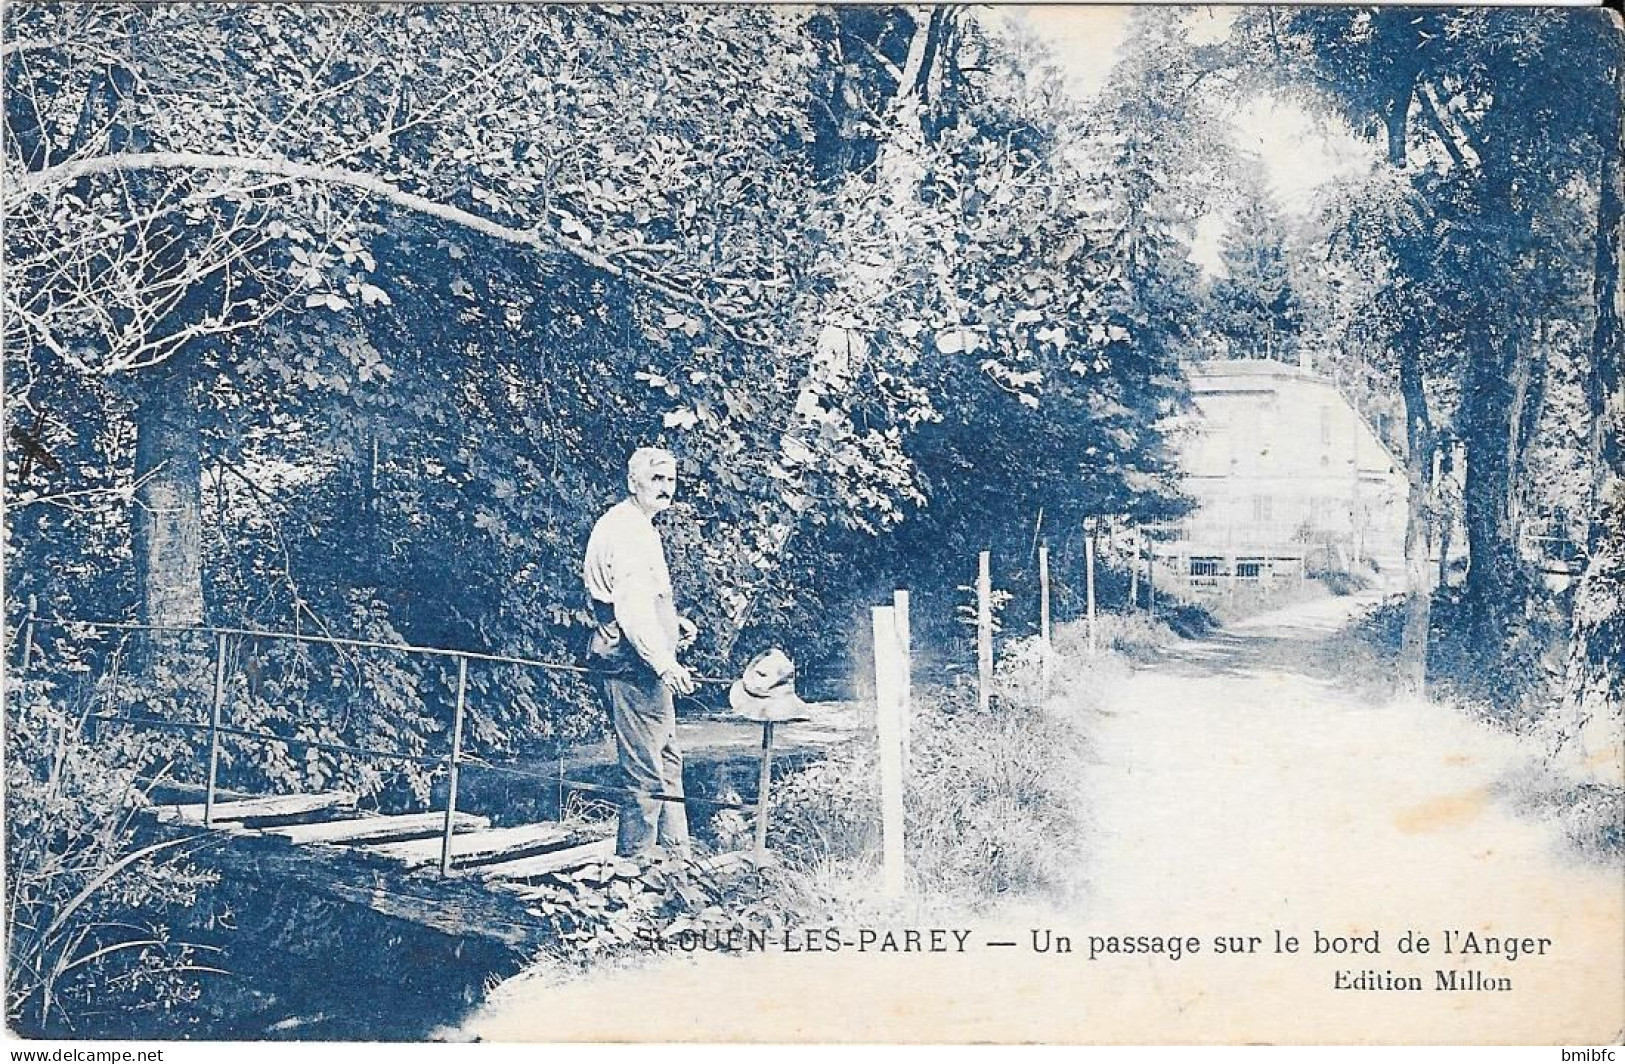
[477,836,616,880]
[154,791,356,826]
[319,881,543,948]
[242,841,545,950]
[362,821,578,867]
[141,819,552,954]
[262,811,490,846]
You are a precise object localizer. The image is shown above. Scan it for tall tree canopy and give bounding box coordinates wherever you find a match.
[5,5,1198,786]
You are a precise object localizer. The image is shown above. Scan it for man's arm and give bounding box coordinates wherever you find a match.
[612,575,694,693]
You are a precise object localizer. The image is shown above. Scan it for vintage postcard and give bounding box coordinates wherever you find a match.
[3,2,1622,1047]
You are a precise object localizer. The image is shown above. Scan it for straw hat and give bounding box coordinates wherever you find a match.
[729,648,810,722]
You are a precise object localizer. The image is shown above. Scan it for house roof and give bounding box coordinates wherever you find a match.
[1181,357,1404,478]
[1187,358,1329,387]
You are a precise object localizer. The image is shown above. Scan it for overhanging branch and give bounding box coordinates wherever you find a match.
[11,150,770,349]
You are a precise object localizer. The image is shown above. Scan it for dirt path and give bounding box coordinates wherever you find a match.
[459,595,1624,1043]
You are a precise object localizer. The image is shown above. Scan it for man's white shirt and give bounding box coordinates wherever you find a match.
[583,498,681,677]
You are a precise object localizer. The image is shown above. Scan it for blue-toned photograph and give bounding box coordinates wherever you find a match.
[3,3,1621,1045]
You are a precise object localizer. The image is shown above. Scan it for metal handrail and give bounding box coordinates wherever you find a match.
[24,615,596,675]
[12,614,752,877]
[19,615,734,682]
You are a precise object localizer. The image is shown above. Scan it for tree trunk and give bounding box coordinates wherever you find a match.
[1374,24,1429,694]
[132,355,204,629]
[1559,53,1624,782]
[1582,56,1624,560]
[1458,325,1524,658]
[1397,343,1434,696]
[101,56,206,690]
[1562,523,1624,782]
[1507,317,1550,540]
[1436,520,1452,589]
[1375,17,1423,170]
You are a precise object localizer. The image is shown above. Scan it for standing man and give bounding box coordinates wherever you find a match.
[583,447,697,856]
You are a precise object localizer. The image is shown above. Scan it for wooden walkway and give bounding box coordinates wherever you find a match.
[150,791,619,874]
[141,791,629,951]
[135,785,775,955]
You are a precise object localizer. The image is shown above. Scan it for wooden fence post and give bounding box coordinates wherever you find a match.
[976,550,992,713]
[1148,547,1157,618]
[1038,545,1052,687]
[1084,521,1098,658]
[873,606,906,898]
[892,589,911,771]
[1130,536,1141,612]
[439,654,469,877]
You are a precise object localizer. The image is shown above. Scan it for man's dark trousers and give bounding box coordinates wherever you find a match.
[604,666,689,855]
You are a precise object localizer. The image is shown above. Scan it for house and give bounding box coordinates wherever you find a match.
[1153,358,1407,589]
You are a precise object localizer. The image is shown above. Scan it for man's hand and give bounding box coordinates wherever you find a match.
[659,662,697,696]
[677,615,698,650]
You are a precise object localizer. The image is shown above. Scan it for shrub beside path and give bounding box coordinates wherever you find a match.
[459,594,1624,1043]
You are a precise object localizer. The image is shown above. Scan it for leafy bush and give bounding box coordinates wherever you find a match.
[1066,611,1186,661]
[6,678,221,1036]
[1313,568,1374,597]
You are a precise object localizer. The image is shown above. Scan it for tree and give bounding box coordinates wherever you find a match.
[1207,158,1303,364]
[1560,13,1624,782]
[1232,8,1619,705]
[6,5,1199,771]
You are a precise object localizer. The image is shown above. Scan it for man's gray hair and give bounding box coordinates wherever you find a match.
[627,447,676,481]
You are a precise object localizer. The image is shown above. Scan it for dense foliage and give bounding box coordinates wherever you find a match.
[4,6,1200,773]
[4,3,1619,1033]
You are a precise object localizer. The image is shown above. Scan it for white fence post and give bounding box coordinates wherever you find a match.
[1038,544,1052,687]
[892,588,912,772]
[976,551,993,713]
[1085,520,1098,658]
[872,605,907,898]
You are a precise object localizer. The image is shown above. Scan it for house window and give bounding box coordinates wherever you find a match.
[1319,406,1334,445]
[1253,495,1273,522]
[1237,560,1265,579]
[1190,558,1221,577]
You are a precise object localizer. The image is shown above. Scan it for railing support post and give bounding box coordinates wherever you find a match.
[1148,548,1157,618]
[892,588,911,771]
[18,616,35,675]
[439,655,469,877]
[204,632,227,828]
[753,720,776,860]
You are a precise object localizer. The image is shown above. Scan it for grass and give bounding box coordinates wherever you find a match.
[498,662,1101,968]
[5,677,222,1036]
[746,625,1105,922]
